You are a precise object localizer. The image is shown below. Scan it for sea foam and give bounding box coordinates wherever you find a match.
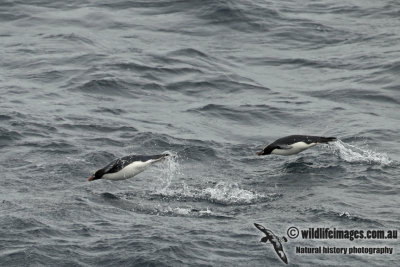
[329,140,393,166]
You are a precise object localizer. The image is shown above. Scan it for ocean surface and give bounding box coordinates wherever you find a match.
[1,0,399,266]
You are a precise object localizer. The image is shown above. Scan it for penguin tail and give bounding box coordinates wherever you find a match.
[159,153,170,160]
[318,136,337,143]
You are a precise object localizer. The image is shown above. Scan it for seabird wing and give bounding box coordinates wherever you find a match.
[273,245,288,264]
[254,223,269,235]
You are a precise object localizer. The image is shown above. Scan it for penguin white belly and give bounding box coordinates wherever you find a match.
[272,142,316,156]
[102,160,153,180]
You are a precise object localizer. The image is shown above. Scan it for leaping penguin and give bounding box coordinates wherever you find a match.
[257,135,337,156]
[88,154,169,181]
[254,223,288,264]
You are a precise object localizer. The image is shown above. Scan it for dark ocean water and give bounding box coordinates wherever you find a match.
[1,0,399,266]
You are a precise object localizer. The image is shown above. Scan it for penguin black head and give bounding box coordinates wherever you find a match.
[88,169,104,181]
[257,145,272,156]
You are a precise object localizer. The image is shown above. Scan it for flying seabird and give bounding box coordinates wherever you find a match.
[254,223,288,264]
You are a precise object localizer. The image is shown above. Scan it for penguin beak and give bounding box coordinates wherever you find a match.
[257,150,264,156]
[88,175,94,181]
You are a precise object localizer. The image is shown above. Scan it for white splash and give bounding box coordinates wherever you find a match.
[338,211,351,218]
[156,182,279,205]
[154,151,182,192]
[151,151,279,204]
[171,207,192,215]
[202,182,267,204]
[329,140,392,166]
[164,206,213,216]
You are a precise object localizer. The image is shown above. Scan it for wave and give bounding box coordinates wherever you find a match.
[104,193,220,218]
[328,140,393,166]
[196,0,281,32]
[307,208,384,226]
[245,56,351,70]
[0,127,23,146]
[72,78,137,96]
[167,48,210,58]
[59,123,137,133]
[42,33,95,46]
[110,61,204,76]
[166,79,266,95]
[187,103,305,127]
[307,89,400,105]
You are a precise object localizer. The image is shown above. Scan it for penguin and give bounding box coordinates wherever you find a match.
[254,223,288,264]
[257,135,337,156]
[88,154,169,181]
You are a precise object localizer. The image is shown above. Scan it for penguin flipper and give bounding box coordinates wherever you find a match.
[104,158,123,174]
[276,145,292,150]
